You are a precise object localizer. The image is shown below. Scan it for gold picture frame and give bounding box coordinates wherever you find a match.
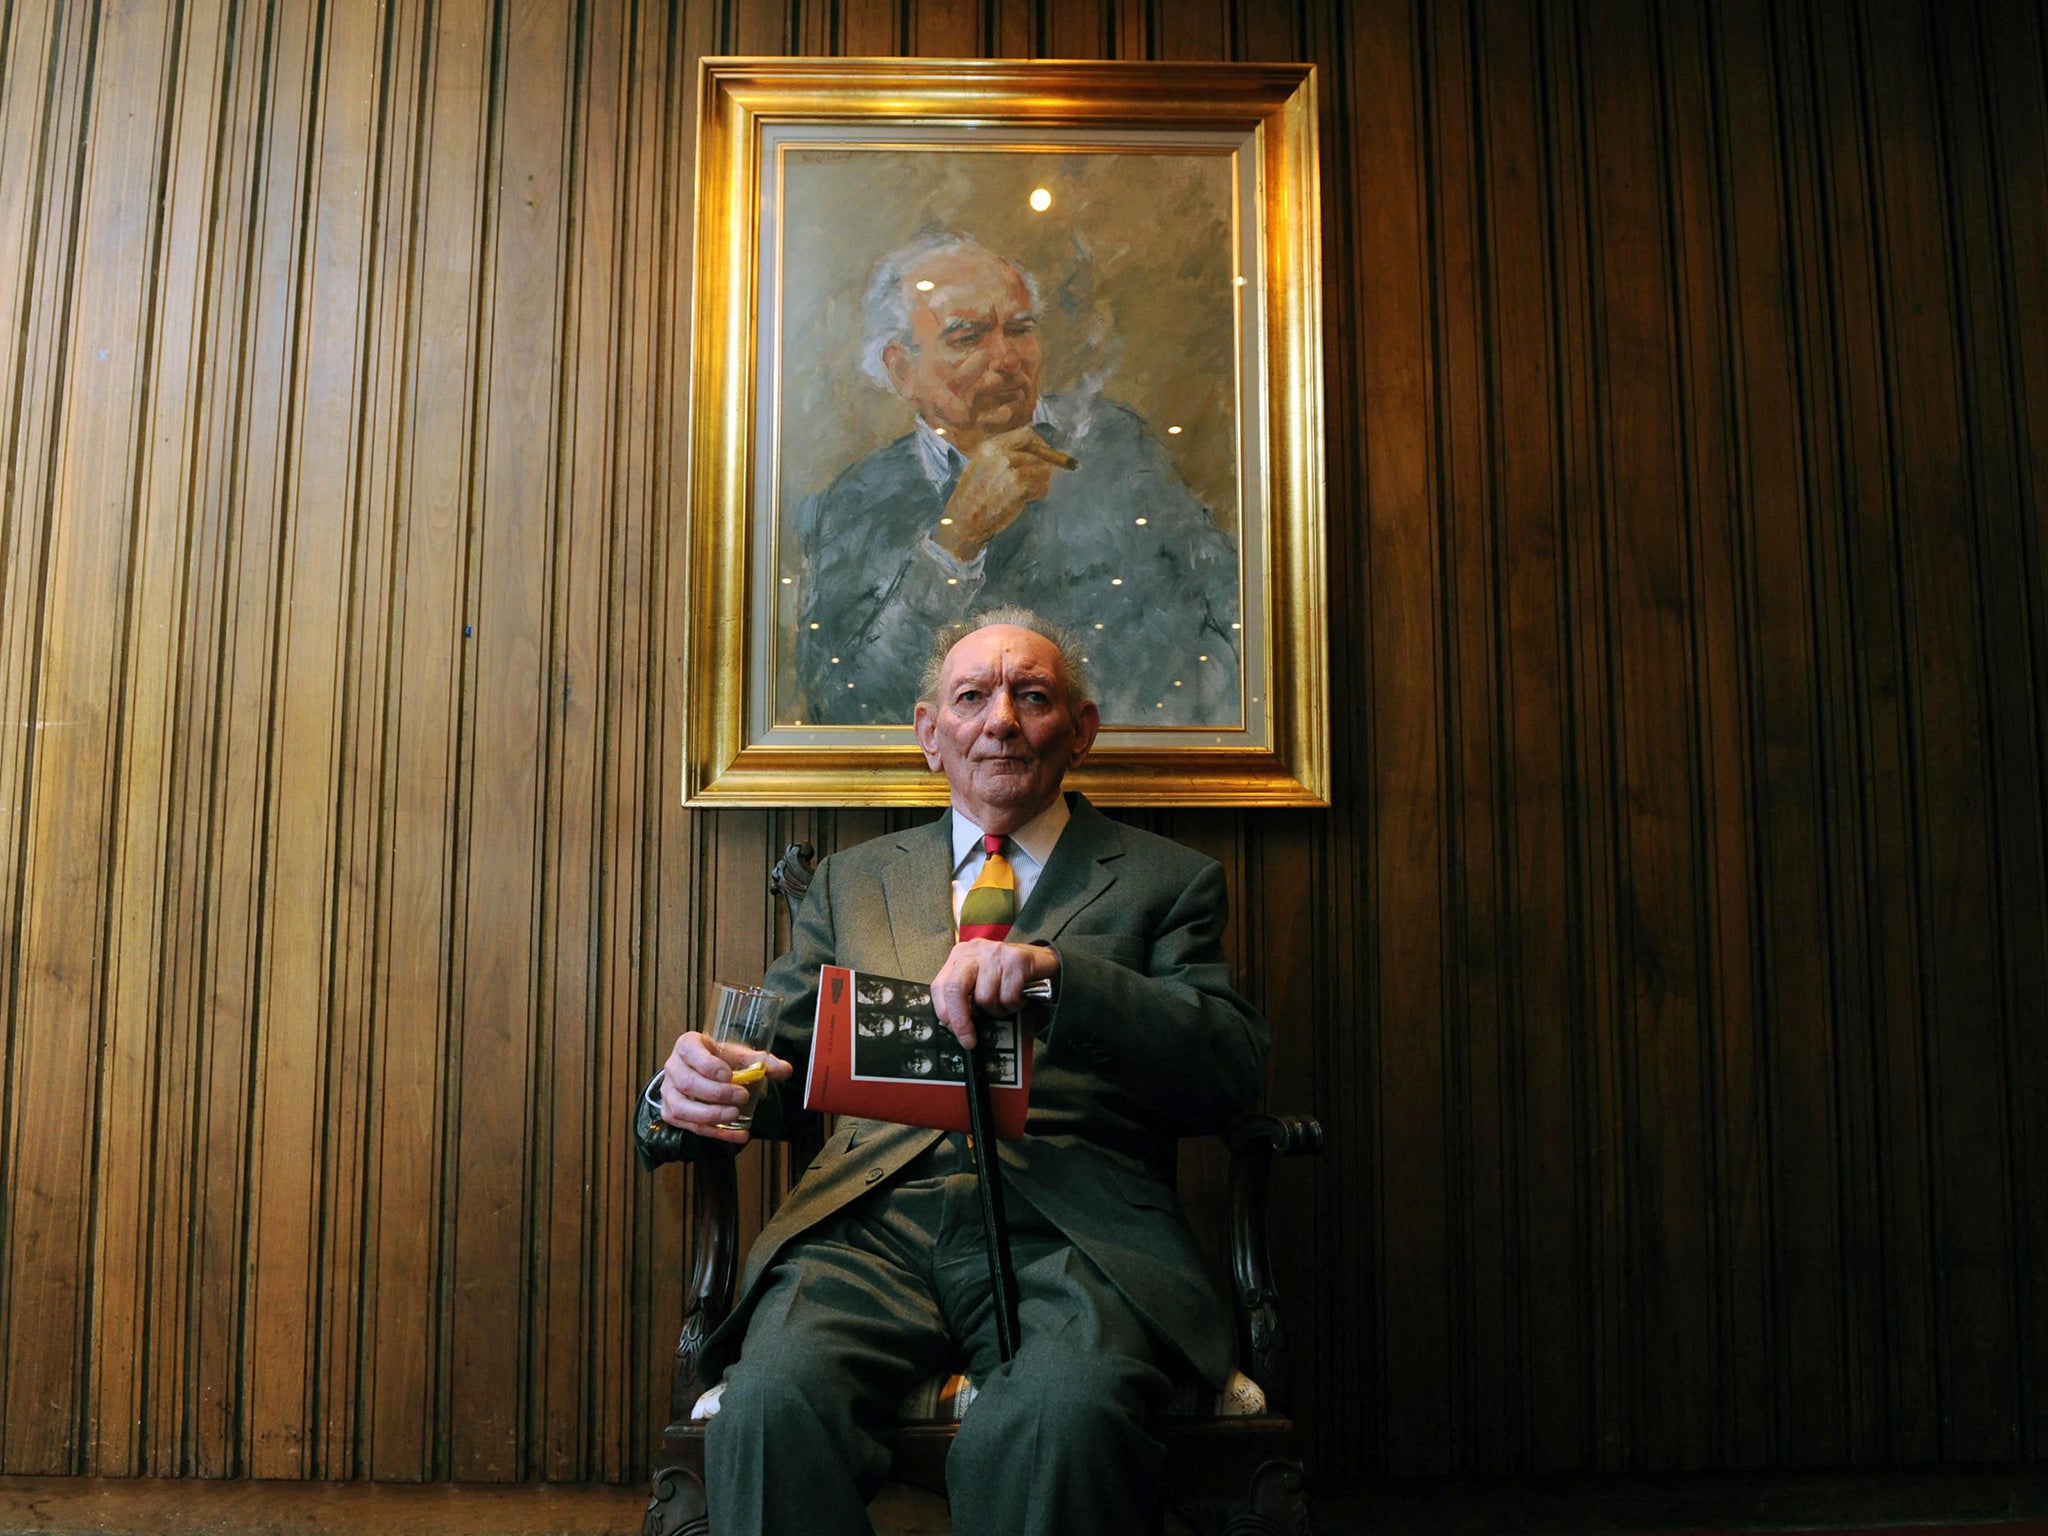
[681,57,1326,806]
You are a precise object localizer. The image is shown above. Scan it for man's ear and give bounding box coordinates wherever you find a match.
[1066,700,1101,767]
[883,341,918,402]
[913,700,943,769]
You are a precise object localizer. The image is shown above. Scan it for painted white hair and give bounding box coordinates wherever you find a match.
[858,232,1042,393]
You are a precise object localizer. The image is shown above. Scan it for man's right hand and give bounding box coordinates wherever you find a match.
[933,426,1076,559]
[658,1029,794,1146]
[930,938,1060,1052]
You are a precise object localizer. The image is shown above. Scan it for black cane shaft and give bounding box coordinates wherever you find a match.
[961,1030,1021,1362]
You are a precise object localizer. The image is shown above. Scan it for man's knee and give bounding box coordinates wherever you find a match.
[954,1352,1152,1458]
[711,1358,832,1439]
[947,1355,1165,1534]
[708,1354,894,1500]
[706,1358,888,1536]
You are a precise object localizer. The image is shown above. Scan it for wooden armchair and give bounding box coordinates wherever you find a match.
[640,844,1323,1536]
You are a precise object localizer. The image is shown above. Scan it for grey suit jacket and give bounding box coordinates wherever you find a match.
[700,794,1268,1390]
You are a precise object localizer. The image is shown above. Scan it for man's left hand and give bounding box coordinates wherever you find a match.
[930,939,1058,1051]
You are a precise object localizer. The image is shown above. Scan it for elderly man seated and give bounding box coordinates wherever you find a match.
[654,606,1268,1536]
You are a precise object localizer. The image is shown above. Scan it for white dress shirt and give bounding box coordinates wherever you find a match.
[947,795,1071,927]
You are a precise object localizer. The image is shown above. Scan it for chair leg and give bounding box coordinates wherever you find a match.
[643,1464,711,1536]
[1219,1458,1313,1536]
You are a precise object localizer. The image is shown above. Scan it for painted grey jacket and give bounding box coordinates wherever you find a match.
[793,394,1242,726]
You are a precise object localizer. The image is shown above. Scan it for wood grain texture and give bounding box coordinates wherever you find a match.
[0,0,2041,1491]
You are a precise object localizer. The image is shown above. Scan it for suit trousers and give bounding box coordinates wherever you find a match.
[705,1134,1177,1536]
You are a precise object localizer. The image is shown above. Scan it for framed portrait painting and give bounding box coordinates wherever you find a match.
[682,57,1326,806]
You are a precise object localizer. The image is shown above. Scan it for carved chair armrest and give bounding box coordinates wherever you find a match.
[637,1079,824,1420]
[1220,1110,1324,1417]
[670,1139,740,1416]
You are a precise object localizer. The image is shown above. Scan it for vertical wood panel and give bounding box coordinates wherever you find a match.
[4,0,147,1474]
[214,0,315,1477]
[0,0,2042,1492]
[731,0,788,56]
[1046,0,1112,60]
[1776,0,1893,1462]
[133,0,240,1477]
[1819,0,1943,1462]
[1419,0,1512,1470]
[1585,0,1716,1467]
[1660,0,1769,1468]
[362,0,490,1483]
[1350,0,1453,1477]
[535,0,619,1482]
[1977,0,2048,1463]
[445,0,572,1480]
[991,0,1037,57]
[247,0,387,1477]
[909,0,981,56]
[64,0,164,1476]
[640,0,720,1479]
[1540,0,1631,1467]
[1714,0,1844,1466]
[1865,0,2016,1462]
[1156,0,1225,60]
[1472,0,1587,1474]
[182,0,281,1475]
[1289,0,1368,1478]
[840,0,902,56]
[0,28,62,1408]
[327,0,426,1480]
[595,0,684,1478]
[93,0,238,1477]
[1233,0,1303,62]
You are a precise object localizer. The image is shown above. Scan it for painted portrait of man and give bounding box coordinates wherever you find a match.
[789,231,1241,726]
[766,144,1251,732]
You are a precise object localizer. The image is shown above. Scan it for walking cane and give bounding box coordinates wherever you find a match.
[955,977,1050,1363]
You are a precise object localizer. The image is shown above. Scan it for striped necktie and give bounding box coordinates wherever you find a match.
[957,833,1017,941]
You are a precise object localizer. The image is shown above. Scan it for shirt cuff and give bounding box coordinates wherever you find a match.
[920,533,988,582]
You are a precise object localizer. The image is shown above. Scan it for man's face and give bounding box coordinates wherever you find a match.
[914,625,1100,834]
[883,248,1042,447]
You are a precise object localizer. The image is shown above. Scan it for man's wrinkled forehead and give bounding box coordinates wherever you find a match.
[940,628,1060,692]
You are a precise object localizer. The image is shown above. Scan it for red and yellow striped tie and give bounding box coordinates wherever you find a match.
[957,833,1017,941]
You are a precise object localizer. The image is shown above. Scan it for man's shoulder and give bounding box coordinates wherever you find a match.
[1040,395,1193,508]
[815,431,927,504]
[796,432,937,553]
[1044,392,1159,448]
[816,813,948,876]
[1067,795,1220,884]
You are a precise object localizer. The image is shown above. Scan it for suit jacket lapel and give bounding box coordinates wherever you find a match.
[1013,793,1124,944]
[880,795,1124,978]
[879,813,960,981]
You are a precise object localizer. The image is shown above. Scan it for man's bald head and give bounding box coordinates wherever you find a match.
[917,606,1091,715]
[913,615,1100,834]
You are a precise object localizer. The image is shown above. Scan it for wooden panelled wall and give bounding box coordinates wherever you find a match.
[1,0,2043,1490]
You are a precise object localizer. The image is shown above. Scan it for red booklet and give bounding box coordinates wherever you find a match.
[802,966,1032,1138]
